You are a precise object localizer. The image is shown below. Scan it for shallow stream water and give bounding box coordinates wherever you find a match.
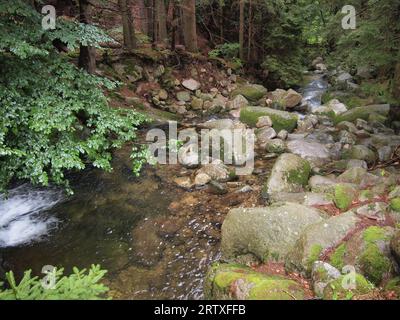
[0,73,327,300]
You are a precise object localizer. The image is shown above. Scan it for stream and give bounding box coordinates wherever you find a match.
[0,73,328,300]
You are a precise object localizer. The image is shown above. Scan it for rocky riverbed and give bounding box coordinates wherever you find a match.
[2,53,400,300]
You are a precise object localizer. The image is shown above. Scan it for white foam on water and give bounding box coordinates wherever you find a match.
[0,184,63,248]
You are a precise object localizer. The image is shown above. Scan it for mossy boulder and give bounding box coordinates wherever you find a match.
[240,107,298,132]
[390,198,400,212]
[323,273,374,300]
[333,183,358,211]
[390,230,400,266]
[231,84,268,102]
[337,167,367,185]
[221,203,325,263]
[333,104,390,124]
[265,139,286,154]
[329,226,396,285]
[204,263,307,300]
[265,153,311,195]
[368,113,387,124]
[311,261,341,298]
[342,145,377,165]
[285,212,360,275]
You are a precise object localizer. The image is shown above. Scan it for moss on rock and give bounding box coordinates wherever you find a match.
[231,84,268,102]
[323,273,374,300]
[333,104,390,124]
[205,263,306,300]
[334,184,357,210]
[330,243,347,270]
[390,198,400,212]
[240,107,298,132]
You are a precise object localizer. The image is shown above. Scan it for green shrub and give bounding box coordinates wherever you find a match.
[0,265,109,300]
[0,1,148,193]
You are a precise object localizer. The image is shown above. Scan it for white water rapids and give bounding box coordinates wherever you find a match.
[0,184,63,248]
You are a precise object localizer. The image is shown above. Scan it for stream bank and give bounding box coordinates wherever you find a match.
[1,53,400,300]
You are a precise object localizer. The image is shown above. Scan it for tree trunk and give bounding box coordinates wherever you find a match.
[136,0,148,35]
[78,0,96,74]
[393,62,400,101]
[155,0,168,45]
[219,1,224,42]
[239,0,245,61]
[118,0,136,51]
[146,0,155,44]
[168,0,178,50]
[247,0,252,62]
[181,0,198,52]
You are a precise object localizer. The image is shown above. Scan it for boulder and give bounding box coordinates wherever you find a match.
[182,78,201,91]
[303,193,333,207]
[256,116,273,128]
[265,153,311,194]
[199,119,235,130]
[240,107,298,132]
[196,160,230,182]
[256,127,277,145]
[325,99,348,115]
[269,89,302,109]
[337,167,367,184]
[221,203,325,262]
[390,230,400,266]
[227,94,249,110]
[204,263,307,300]
[174,176,194,189]
[191,97,203,110]
[178,143,199,169]
[334,105,390,124]
[194,172,211,186]
[286,140,331,167]
[309,175,337,193]
[176,91,191,102]
[329,226,396,285]
[265,139,286,154]
[231,84,268,102]
[277,130,289,140]
[322,273,374,300]
[284,89,303,109]
[311,261,341,298]
[333,183,358,210]
[343,145,377,165]
[285,211,360,275]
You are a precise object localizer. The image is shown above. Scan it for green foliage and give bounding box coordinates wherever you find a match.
[0,265,109,300]
[0,1,148,193]
[208,43,243,69]
[209,42,240,59]
[330,243,347,270]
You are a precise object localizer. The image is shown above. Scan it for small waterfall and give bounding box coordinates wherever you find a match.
[0,184,63,248]
[302,75,329,111]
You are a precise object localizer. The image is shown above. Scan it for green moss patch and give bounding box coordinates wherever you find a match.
[334,184,357,211]
[240,107,298,132]
[390,198,400,212]
[330,243,347,270]
[323,273,374,300]
[205,263,305,300]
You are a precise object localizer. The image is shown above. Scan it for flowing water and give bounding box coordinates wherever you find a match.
[0,73,327,300]
[0,147,219,299]
[301,73,329,111]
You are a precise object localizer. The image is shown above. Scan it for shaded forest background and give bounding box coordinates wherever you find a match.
[0,0,399,192]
